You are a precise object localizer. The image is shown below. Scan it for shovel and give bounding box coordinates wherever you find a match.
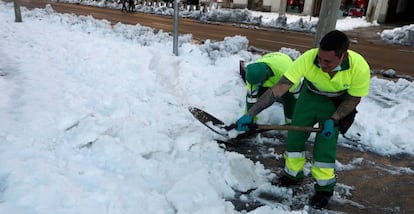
[188,106,321,139]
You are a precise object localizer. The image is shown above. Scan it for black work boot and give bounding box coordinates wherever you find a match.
[272,175,300,187]
[310,191,333,209]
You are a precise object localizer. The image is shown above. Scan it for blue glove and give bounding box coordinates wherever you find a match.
[321,118,335,139]
[236,114,253,132]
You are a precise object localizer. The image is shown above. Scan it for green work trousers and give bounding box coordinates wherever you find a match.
[285,84,340,192]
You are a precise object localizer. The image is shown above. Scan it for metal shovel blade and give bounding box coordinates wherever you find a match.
[188,106,231,138]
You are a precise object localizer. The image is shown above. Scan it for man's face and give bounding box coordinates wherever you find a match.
[317,49,345,73]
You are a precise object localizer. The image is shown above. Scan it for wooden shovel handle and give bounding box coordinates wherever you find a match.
[256,124,321,133]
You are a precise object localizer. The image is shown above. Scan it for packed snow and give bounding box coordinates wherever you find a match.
[0,1,413,214]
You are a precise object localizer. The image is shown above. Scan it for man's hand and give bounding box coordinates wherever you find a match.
[235,114,253,132]
[321,119,335,139]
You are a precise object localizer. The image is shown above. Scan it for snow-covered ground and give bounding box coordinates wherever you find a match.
[0,1,413,213]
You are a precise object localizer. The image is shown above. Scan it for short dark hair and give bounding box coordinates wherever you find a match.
[319,30,350,57]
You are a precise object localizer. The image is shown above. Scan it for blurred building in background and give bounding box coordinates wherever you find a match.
[224,0,413,24]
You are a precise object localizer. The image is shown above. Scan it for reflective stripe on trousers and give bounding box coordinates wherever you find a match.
[312,161,336,186]
[284,151,306,178]
[246,97,257,103]
[285,153,336,186]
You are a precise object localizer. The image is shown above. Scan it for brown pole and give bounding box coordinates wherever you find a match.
[13,0,22,22]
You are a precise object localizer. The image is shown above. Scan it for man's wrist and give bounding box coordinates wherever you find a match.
[330,117,339,125]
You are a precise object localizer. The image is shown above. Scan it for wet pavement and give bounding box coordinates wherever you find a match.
[346,25,396,44]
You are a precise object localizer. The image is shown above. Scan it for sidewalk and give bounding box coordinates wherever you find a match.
[345,24,395,44]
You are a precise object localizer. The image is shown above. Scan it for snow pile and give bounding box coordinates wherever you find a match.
[381,24,414,46]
